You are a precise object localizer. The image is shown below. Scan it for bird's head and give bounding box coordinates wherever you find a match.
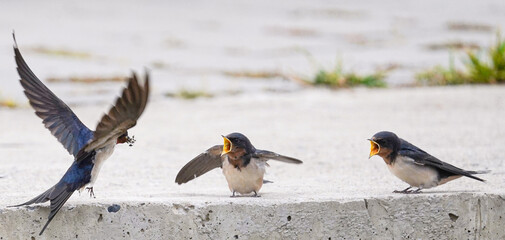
[117,131,136,146]
[221,132,254,157]
[368,131,401,159]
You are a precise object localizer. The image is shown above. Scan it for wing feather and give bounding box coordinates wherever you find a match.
[175,145,224,184]
[253,149,303,164]
[399,139,485,182]
[13,34,93,157]
[80,71,149,154]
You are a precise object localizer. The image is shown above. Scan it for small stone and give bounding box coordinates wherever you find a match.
[108,204,121,213]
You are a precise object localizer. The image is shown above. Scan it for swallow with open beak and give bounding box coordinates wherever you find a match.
[9,34,149,235]
[175,132,303,197]
[368,131,490,194]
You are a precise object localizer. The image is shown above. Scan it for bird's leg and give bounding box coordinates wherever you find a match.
[253,191,261,197]
[86,187,96,198]
[230,191,236,198]
[393,186,412,194]
[412,188,422,194]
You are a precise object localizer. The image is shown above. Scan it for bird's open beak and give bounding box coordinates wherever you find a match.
[368,139,380,159]
[221,135,232,156]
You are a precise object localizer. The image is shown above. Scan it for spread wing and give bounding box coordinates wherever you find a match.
[399,139,484,182]
[175,145,224,184]
[13,34,93,157]
[77,71,149,158]
[253,149,303,164]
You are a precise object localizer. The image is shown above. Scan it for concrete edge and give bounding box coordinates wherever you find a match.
[1,193,505,239]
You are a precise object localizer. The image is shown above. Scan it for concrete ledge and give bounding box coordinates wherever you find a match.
[1,87,504,239]
[1,193,504,239]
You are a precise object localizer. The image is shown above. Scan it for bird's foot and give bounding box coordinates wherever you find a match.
[252,191,261,197]
[86,187,96,198]
[230,191,236,198]
[393,187,422,194]
[393,187,413,194]
[412,188,422,194]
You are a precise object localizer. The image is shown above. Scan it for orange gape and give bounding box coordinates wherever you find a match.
[222,136,232,154]
[369,140,380,157]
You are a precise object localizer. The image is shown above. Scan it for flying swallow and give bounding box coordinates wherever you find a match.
[368,131,490,194]
[9,34,149,235]
[175,132,303,197]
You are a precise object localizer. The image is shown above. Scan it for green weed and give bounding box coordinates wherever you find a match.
[165,89,213,100]
[417,33,505,85]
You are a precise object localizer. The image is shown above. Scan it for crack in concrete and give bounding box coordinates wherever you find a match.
[475,198,482,240]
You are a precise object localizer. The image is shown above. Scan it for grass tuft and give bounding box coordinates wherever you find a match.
[417,33,505,85]
[165,89,213,100]
[222,70,283,79]
[47,76,126,83]
[0,99,17,109]
[311,64,386,88]
[31,47,92,59]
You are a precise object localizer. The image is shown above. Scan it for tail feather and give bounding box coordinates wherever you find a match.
[263,179,274,184]
[8,186,54,207]
[468,170,491,175]
[39,189,74,235]
[464,174,486,182]
[463,169,491,182]
[7,183,75,235]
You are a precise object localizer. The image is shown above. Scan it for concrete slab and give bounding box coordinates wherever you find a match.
[1,1,505,238]
[1,86,504,239]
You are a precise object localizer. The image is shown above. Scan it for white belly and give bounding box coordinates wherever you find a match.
[87,144,115,188]
[388,156,439,189]
[222,157,266,194]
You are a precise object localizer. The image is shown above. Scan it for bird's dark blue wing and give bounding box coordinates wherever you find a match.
[398,138,485,182]
[13,35,93,157]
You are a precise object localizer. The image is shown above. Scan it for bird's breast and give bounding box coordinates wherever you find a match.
[88,144,116,187]
[388,156,439,189]
[222,157,266,194]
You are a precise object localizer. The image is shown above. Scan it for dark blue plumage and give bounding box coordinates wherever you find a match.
[61,151,95,190]
[10,33,150,236]
[10,151,97,235]
[14,35,95,157]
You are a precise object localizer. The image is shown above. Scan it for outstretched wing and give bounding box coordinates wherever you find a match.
[253,149,303,164]
[399,139,485,182]
[175,145,224,184]
[13,34,93,157]
[78,72,149,157]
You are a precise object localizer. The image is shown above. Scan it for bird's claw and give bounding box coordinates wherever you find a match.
[393,187,421,194]
[412,188,422,194]
[253,191,261,197]
[86,187,96,198]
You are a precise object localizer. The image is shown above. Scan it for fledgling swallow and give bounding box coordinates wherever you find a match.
[175,132,303,197]
[368,131,490,194]
[8,34,149,235]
